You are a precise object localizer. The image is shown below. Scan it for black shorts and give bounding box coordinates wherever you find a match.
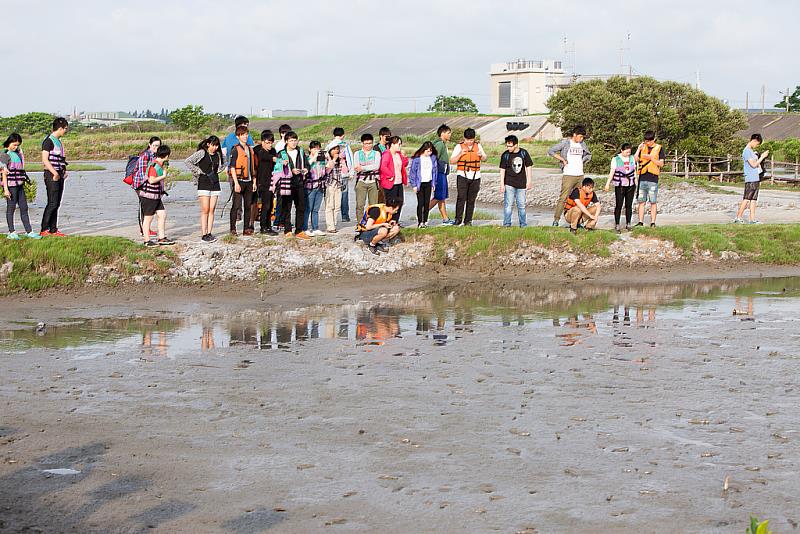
[743,181,760,201]
[139,196,165,216]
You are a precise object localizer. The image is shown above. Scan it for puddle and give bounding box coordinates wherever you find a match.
[1,278,799,358]
[42,468,82,475]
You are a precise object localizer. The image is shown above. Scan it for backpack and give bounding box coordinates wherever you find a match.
[122,155,140,187]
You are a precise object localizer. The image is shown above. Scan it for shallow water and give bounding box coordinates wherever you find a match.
[2,277,800,532]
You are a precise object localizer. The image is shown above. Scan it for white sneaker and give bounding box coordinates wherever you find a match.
[733,218,743,224]
[749,219,762,224]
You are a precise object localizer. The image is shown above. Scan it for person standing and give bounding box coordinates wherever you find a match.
[139,145,175,246]
[305,141,326,236]
[449,128,487,226]
[132,137,161,239]
[430,124,452,224]
[254,130,278,235]
[634,131,664,227]
[375,127,392,154]
[352,133,381,220]
[499,135,533,228]
[603,143,637,232]
[185,135,225,242]
[408,141,438,228]
[2,134,41,239]
[40,117,69,236]
[272,124,292,227]
[735,133,769,224]
[228,126,258,236]
[274,131,310,239]
[325,127,355,222]
[221,116,254,160]
[379,136,409,222]
[547,126,591,227]
[323,145,346,233]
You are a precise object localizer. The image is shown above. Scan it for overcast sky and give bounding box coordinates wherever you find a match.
[3,0,797,117]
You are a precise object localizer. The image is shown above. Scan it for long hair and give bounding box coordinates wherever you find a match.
[3,133,23,148]
[198,135,223,167]
[413,141,437,159]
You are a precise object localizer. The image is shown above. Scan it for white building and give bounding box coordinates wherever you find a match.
[490,59,578,115]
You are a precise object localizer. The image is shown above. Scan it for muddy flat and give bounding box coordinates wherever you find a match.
[1,277,800,533]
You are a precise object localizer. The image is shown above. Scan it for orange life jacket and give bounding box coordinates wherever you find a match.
[638,143,662,176]
[456,142,482,175]
[230,144,256,180]
[564,187,595,211]
[357,203,393,232]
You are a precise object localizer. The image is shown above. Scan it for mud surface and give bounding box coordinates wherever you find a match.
[2,277,800,532]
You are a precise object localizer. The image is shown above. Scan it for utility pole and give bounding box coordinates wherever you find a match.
[745,91,749,112]
[785,87,791,112]
[761,85,765,113]
[316,91,320,116]
[325,90,333,115]
[695,70,700,90]
[366,96,374,114]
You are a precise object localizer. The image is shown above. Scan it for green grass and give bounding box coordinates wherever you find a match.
[633,224,800,263]
[404,225,618,262]
[0,236,175,293]
[25,163,106,172]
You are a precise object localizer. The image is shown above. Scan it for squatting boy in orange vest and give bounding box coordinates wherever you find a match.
[564,177,602,234]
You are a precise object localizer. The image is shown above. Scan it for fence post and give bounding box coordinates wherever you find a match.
[684,153,689,179]
[726,154,731,182]
[770,156,775,184]
[796,157,799,181]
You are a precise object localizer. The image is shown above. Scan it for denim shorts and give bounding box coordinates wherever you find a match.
[637,181,659,204]
[358,228,380,244]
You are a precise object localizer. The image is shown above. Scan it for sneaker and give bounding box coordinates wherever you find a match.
[52,230,67,237]
[243,228,254,236]
[25,231,42,240]
[367,244,380,255]
[625,224,632,232]
[6,231,20,240]
[749,219,762,224]
[377,242,389,252]
[158,237,176,246]
[326,228,338,234]
[230,230,238,236]
[441,219,454,225]
[733,218,743,224]
[650,223,656,228]
[144,239,158,247]
[417,223,422,229]
[342,218,351,223]
[635,222,644,227]
[614,224,621,234]
[39,230,51,237]
[587,227,595,232]
[201,234,212,243]
[569,228,577,234]
[295,232,311,240]
[207,233,217,242]
[552,220,559,227]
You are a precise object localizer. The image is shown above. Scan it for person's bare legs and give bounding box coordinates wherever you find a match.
[156,209,166,239]
[638,202,646,224]
[650,203,657,225]
[199,196,210,236]
[736,199,749,220]
[370,227,389,246]
[207,196,218,234]
[749,200,757,222]
[142,214,154,242]
[584,205,600,229]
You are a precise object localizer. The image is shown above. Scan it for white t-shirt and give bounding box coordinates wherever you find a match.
[450,142,486,179]
[563,141,584,176]
[392,153,403,185]
[420,156,433,183]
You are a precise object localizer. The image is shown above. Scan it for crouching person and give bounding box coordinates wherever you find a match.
[356,200,401,255]
[564,177,601,234]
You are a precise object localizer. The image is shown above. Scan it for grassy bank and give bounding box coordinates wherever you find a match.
[26,163,106,172]
[633,224,800,263]
[404,226,618,262]
[0,236,175,293]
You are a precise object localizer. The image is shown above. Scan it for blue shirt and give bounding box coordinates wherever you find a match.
[742,146,760,183]
[222,132,254,158]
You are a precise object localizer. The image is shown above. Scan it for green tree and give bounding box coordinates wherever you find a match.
[169,105,211,132]
[428,95,479,113]
[0,112,56,135]
[547,76,748,172]
[774,86,800,112]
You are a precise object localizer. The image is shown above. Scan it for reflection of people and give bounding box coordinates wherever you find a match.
[636,307,656,324]
[201,326,215,351]
[356,307,400,342]
[556,314,597,346]
[142,330,168,359]
[734,296,754,316]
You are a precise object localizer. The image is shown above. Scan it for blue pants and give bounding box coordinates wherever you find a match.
[304,188,324,231]
[503,185,527,227]
[341,180,350,221]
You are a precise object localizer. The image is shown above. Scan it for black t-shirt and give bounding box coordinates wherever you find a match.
[254,145,276,185]
[569,188,599,205]
[499,149,533,189]
[42,137,54,152]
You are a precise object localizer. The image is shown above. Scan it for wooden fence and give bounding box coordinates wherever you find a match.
[665,150,800,184]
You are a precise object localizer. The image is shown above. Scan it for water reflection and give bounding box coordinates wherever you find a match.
[1,277,798,356]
